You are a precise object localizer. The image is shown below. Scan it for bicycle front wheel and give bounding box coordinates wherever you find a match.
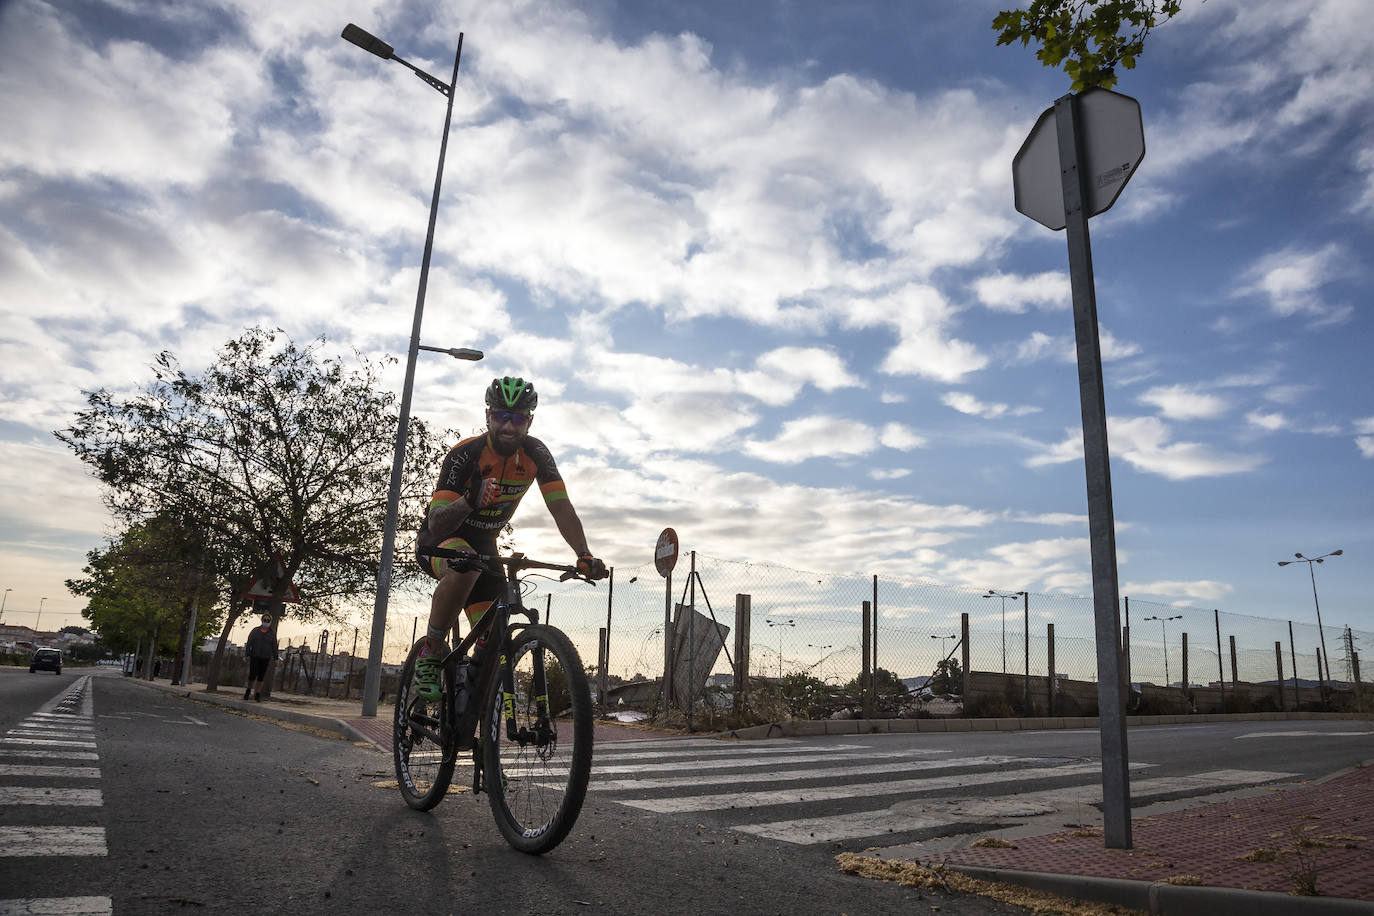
[483,624,593,854]
[394,642,457,810]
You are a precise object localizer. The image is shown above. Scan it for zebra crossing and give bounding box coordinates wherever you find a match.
[0,675,113,916]
[587,736,1298,847]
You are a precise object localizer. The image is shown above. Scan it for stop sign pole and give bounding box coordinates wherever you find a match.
[1014,90,1140,849]
[1056,92,1132,850]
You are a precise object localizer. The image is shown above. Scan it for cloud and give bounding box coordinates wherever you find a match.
[1122,580,1235,602]
[1246,410,1287,432]
[839,284,988,383]
[1233,243,1353,323]
[972,271,1070,313]
[1356,418,1374,459]
[880,423,927,450]
[742,415,877,464]
[1027,417,1266,480]
[941,391,1040,420]
[1138,384,1230,421]
[939,537,1090,592]
[1011,328,1141,365]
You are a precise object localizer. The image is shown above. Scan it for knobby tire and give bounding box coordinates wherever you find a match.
[393,641,457,810]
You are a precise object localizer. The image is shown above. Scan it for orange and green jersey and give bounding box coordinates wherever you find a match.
[419,433,567,544]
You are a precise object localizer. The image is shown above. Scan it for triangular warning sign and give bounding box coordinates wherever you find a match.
[240,552,301,604]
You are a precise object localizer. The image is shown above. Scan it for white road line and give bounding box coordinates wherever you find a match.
[1237,731,1374,739]
[0,897,114,915]
[618,761,1141,814]
[599,737,803,751]
[734,768,1297,844]
[589,754,1062,791]
[587,748,956,776]
[0,827,107,857]
[594,743,874,761]
[0,765,101,779]
[0,740,97,749]
[0,788,103,806]
[18,723,94,731]
[0,751,99,762]
[7,732,93,741]
[184,716,208,726]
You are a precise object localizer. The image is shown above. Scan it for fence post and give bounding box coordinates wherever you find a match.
[1214,609,1226,712]
[1229,634,1238,687]
[597,627,608,714]
[960,612,970,707]
[861,601,872,719]
[1354,652,1362,700]
[1289,621,1301,709]
[1122,623,1131,691]
[872,575,879,680]
[1181,632,1189,704]
[602,567,614,715]
[1275,641,1286,711]
[734,594,751,714]
[1023,591,1030,711]
[1047,622,1056,717]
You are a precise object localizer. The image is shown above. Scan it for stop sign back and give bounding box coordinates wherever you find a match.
[1013,88,1145,231]
[654,528,679,577]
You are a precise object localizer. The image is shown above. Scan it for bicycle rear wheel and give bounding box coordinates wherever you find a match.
[394,642,457,810]
[483,624,593,854]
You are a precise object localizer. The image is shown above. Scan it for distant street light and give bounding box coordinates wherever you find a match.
[931,633,958,655]
[0,588,11,623]
[343,23,483,718]
[1277,550,1341,684]
[807,643,833,680]
[766,618,795,678]
[984,590,1021,674]
[1143,614,1182,686]
[36,597,47,633]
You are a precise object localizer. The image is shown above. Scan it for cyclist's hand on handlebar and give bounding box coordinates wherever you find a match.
[576,553,608,579]
[445,551,484,573]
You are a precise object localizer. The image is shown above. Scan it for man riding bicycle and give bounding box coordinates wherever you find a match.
[412,376,606,700]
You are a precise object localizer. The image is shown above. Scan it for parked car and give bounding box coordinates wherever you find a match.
[30,647,62,675]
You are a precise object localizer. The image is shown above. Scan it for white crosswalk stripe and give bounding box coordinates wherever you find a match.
[589,738,1299,846]
[1,676,110,916]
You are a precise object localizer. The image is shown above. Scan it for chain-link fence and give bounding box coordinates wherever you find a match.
[184,553,1369,713]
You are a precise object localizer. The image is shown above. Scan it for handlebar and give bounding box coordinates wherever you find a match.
[415,547,606,583]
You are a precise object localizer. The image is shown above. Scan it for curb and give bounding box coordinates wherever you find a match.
[946,864,1373,915]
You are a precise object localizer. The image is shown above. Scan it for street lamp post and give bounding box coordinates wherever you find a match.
[984,590,1020,674]
[36,597,47,633]
[1277,550,1341,684]
[807,643,833,680]
[0,588,11,623]
[1143,614,1181,686]
[766,618,795,678]
[343,23,484,717]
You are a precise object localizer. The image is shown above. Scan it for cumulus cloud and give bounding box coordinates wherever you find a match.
[1138,384,1230,421]
[972,271,1070,313]
[1233,243,1353,323]
[1011,328,1141,365]
[1027,417,1265,480]
[1246,410,1287,432]
[941,391,1040,419]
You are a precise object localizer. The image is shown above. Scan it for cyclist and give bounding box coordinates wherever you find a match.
[412,376,606,700]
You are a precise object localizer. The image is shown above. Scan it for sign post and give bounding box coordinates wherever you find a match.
[655,528,679,710]
[1013,87,1144,849]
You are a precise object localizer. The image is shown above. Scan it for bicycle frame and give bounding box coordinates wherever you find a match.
[414,550,581,787]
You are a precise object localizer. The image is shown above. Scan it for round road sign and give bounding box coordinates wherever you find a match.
[654,528,679,577]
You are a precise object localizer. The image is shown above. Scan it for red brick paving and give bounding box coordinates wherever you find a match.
[940,766,1374,901]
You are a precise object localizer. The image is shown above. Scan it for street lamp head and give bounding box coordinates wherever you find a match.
[342,24,394,60]
[1277,561,1290,567]
[1331,549,1343,557]
[1294,552,1305,559]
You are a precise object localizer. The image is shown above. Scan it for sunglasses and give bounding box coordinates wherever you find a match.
[489,410,531,427]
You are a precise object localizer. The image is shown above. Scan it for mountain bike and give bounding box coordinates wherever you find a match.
[394,548,602,854]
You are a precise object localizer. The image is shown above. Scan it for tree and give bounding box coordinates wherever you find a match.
[993,0,1183,91]
[778,671,838,719]
[65,513,218,678]
[931,657,963,695]
[56,328,448,691]
[60,626,90,636]
[843,666,909,699]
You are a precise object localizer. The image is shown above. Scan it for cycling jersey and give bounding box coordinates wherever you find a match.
[417,433,567,553]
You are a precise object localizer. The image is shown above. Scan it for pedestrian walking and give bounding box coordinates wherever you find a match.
[244,610,278,701]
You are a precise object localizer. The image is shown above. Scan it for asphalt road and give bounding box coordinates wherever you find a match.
[2,669,1033,916]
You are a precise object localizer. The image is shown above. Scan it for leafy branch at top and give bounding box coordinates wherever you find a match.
[993,0,1184,91]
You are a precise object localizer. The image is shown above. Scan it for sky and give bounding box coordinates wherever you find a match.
[0,0,1370,654]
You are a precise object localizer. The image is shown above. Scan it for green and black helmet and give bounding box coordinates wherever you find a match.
[485,376,538,412]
